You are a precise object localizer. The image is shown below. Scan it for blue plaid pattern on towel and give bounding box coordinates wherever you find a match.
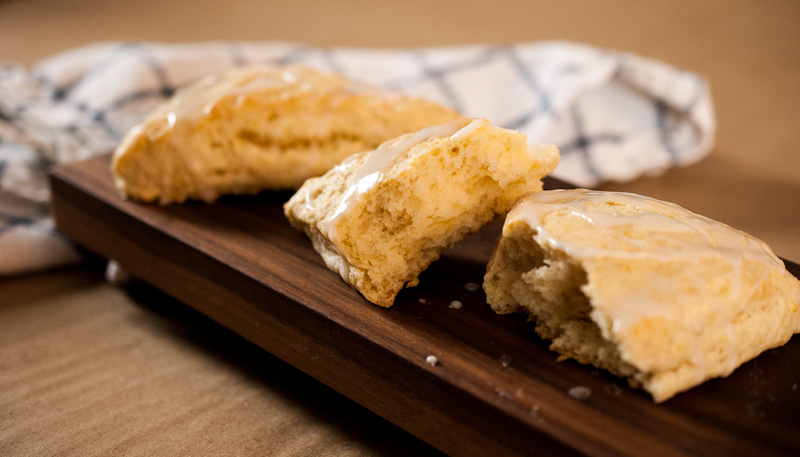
[0,40,715,275]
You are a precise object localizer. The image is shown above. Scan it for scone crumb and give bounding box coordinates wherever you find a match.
[530,405,545,422]
[449,300,463,309]
[604,384,624,397]
[567,386,592,400]
[418,298,428,304]
[499,354,512,368]
[426,355,438,366]
[464,282,480,291]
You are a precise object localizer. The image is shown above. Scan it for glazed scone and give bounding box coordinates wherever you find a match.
[483,189,800,402]
[285,118,560,307]
[111,65,462,203]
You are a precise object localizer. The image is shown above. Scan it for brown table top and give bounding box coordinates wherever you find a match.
[2,1,799,456]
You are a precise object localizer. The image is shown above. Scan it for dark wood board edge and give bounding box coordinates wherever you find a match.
[49,166,583,457]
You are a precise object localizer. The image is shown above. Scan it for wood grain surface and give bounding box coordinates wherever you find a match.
[50,154,800,457]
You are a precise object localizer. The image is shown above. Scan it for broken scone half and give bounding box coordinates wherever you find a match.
[284,118,560,307]
[112,65,461,203]
[484,189,800,402]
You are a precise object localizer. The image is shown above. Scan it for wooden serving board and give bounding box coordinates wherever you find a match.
[50,154,800,457]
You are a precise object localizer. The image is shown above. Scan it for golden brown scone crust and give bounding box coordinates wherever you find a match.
[484,189,800,402]
[111,65,462,203]
[285,118,559,307]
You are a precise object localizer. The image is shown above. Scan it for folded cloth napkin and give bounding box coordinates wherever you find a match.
[0,40,715,276]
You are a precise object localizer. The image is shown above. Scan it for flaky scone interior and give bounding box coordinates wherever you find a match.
[112,65,462,204]
[483,189,800,402]
[285,118,560,307]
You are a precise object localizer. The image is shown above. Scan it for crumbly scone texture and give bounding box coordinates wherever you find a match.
[483,191,800,402]
[284,120,559,307]
[111,65,462,204]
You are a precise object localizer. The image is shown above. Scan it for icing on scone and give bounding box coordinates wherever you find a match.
[509,189,792,381]
[326,118,487,282]
[113,65,463,203]
[148,66,392,132]
[285,117,559,307]
[511,189,783,267]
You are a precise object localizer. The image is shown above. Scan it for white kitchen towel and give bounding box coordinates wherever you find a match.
[0,40,715,276]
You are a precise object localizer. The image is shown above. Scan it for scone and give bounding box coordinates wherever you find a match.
[483,189,800,402]
[284,118,560,307]
[111,65,462,203]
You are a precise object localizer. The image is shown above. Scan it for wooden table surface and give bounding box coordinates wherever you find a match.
[2,1,799,455]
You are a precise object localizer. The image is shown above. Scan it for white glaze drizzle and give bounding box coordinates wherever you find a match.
[509,189,787,379]
[326,118,487,283]
[156,69,290,122]
[511,189,783,267]
[150,66,387,129]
